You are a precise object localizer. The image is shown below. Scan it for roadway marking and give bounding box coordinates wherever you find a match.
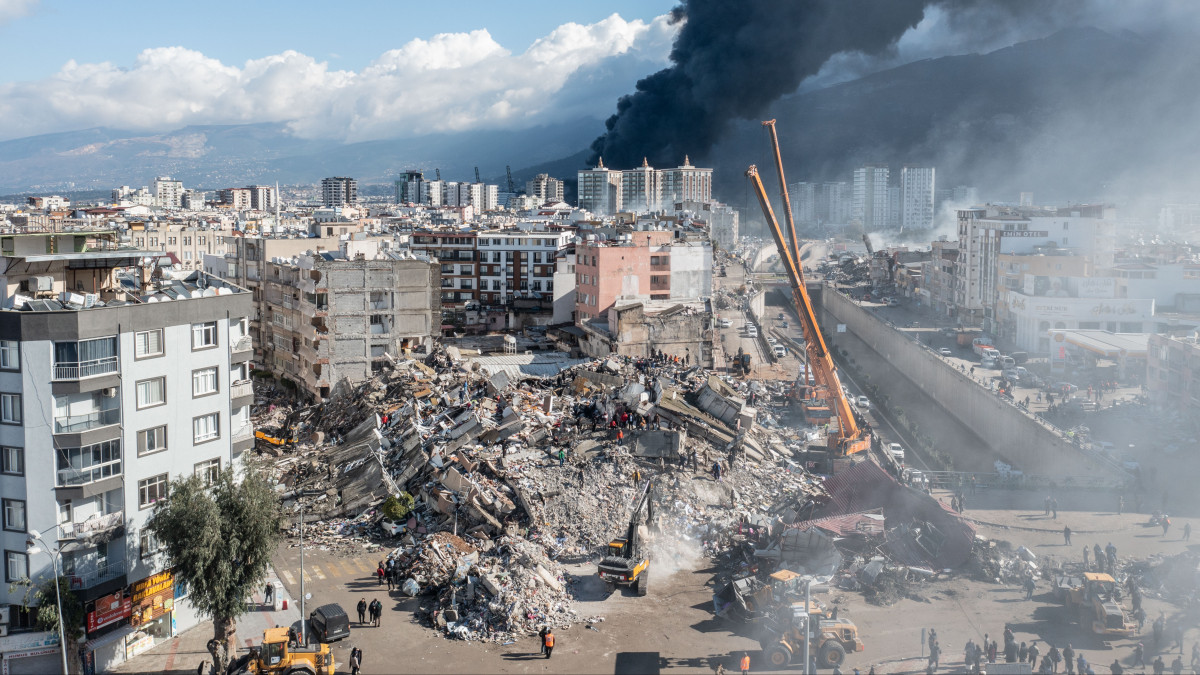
[311,565,327,580]
[279,569,296,585]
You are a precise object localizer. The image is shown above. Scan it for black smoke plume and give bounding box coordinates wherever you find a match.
[588,0,1049,169]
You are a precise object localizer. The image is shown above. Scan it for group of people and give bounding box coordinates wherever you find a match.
[356,597,384,627]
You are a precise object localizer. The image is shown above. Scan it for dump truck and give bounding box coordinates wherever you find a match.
[227,626,336,675]
[760,605,865,670]
[597,479,654,596]
[1056,572,1135,637]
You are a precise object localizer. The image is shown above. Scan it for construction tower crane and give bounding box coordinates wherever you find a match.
[475,166,481,183]
[506,165,515,193]
[746,127,869,457]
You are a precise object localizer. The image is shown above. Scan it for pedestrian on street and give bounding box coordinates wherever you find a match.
[1063,644,1075,674]
[350,647,362,675]
[1049,644,1061,673]
[543,628,555,659]
[1025,575,1037,599]
[741,652,751,675]
[1133,643,1146,667]
[1163,515,1171,536]
[1135,607,1146,632]
[1045,495,1052,516]
[357,598,367,625]
[929,640,940,670]
[1063,526,1072,546]
[538,626,548,655]
[1152,655,1164,675]
[928,628,937,654]
[263,581,274,607]
[1082,545,1089,569]
[1028,642,1040,669]
[377,563,385,586]
[371,598,382,627]
[1110,659,1123,674]
[1019,642,1029,663]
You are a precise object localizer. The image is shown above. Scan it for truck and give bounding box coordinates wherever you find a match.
[227,627,336,675]
[972,337,995,357]
[597,479,654,596]
[760,605,866,670]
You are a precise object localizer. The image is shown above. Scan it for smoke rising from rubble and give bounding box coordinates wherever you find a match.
[587,0,1060,169]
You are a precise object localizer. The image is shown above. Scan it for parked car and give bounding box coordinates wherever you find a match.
[888,443,906,463]
[746,325,758,338]
[856,395,870,408]
[768,337,778,345]
[719,318,732,328]
[308,604,351,643]
[939,348,952,356]
[773,345,787,358]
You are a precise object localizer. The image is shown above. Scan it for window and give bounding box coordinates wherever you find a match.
[195,458,221,484]
[54,336,118,379]
[136,377,166,409]
[139,530,161,558]
[56,440,122,486]
[138,425,168,457]
[192,367,218,397]
[2,499,25,532]
[1,446,21,475]
[192,321,218,349]
[135,329,163,358]
[138,474,168,508]
[168,237,176,245]
[0,394,20,423]
[193,413,220,443]
[0,340,17,369]
[5,550,28,582]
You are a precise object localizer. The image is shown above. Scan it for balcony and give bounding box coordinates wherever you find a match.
[67,558,127,591]
[230,380,253,399]
[231,423,253,442]
[65,510,124,543]
[54,407,120,434]
[53,356,118,380]
[232,335,252,353]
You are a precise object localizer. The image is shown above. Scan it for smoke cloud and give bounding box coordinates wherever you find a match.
[588,0,1067,169]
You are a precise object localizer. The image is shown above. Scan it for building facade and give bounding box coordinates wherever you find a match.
[526,174,564,204]
[321,177,358,208]
[852,165,889,231]
[900,166,935,231]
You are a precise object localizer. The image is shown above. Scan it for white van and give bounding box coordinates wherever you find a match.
[746,324,758,338]
[888,443,906,463]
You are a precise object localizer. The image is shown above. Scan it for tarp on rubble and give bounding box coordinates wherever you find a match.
[813,460,976,569]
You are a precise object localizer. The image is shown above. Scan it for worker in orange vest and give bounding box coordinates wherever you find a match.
[543,629,555,659]
[740,652,750,674]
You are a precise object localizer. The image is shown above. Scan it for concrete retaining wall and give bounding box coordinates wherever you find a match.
[817,285,1118,479]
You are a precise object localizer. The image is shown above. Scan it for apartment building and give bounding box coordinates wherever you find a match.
[475,229,573,306]
[409,230,479,314]
[574,230,712,324]
[0,224,252,673]
[258,241,439,398]
[128,223,238,270]
[526,174,564,204]
[852,165,889,230]
[321,177,357,208]
[577,160,623,215]
[900,166,935,231]
[577,158,714,216]
[152,177,184,209]
[1147,332,1200,413]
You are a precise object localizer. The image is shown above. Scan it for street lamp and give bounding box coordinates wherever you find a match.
[26,529,69,675]
[291,490,323,646]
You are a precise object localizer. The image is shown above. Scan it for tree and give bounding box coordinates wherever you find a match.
[147,466,281,673]
[9,576,85,673]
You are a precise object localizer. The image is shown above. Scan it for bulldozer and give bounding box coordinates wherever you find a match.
[1056,572,1135,637]
[597,479,653,596]
[760,604,865,670]
[227,627,336,675]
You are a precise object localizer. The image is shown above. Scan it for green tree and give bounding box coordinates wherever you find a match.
[9,576,85,673]
[146,467,281,672]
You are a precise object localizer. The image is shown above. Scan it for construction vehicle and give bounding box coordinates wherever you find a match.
[746,121,870,456]
[597,479,653,596]
[1055,571,1135,637]
[732,347,752,377]
[714,569,833,624]
[760,604,865,670]
[227,626,336,675]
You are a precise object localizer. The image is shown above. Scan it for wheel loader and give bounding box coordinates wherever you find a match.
[760,605,865,670]
[226,627,336,675]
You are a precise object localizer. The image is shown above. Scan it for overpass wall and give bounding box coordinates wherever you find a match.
[817,285,1117,478]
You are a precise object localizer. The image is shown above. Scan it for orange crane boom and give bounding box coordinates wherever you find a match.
[746,162,869,456]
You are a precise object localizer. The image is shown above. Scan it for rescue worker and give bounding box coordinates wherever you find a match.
[741,652,751,675]
[543,628,555,659]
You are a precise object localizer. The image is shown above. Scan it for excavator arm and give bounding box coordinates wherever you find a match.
[746,165,868,456]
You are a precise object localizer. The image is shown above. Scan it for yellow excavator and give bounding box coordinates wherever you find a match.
[597,479,654,596]
[746,121,870,456]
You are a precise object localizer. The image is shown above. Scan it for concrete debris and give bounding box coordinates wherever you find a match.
[252,344,979,641]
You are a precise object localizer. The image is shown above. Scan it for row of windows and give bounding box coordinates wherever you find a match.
[0,322,227,379]
[132,235,225,247]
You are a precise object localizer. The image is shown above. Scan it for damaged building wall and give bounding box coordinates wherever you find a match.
[667,241,714,300]
[578,301,713,366]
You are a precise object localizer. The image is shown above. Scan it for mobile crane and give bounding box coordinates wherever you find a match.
[597,479,654,596]
[746,122,870,457]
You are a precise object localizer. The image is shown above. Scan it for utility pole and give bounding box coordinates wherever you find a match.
[292,490,322,645]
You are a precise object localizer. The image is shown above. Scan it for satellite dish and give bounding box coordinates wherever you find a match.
[146,296,159,303]
[202,288,217,297]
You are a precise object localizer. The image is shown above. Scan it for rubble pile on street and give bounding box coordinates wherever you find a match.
[253,344,980,639]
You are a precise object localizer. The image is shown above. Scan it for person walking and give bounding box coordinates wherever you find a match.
[741,652,751,675]
[1152,655,1164,675]
[1028,642,1041,670]
[1110,658,1124,674]
[377,563,386,586]
[349,647,362,675]
[1019,641,1029,663]
[263,581,275,607]
[543,628,555,659]
[1082,545,1090,570]
[371,598,382,627]
[1025,575,1037,600]
[1062,644,1075,674]
[1052,498,1059,519]
[929,640,941,670]
[357,597,367,625]
[538,626,548,655]
[1134,642,1146,667]
[1063,526,1072,546]
[1163,515,1171,536]
[1048,644,1061,673]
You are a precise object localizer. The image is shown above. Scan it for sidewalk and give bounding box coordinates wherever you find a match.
[112,566,300,674]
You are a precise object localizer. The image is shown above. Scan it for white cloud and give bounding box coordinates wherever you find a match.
[0,13,676,142]
[0,0,37,25]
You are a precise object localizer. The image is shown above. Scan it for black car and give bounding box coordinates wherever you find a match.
[308,603,351,643]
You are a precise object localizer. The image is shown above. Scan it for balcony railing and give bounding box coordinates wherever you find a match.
[65,510,124,540]
[53,356,118,380]
[230,380,253,399]
[54,407,120,434]
[232,335,252,353]
[67,558,127,590]
[57,461,121,487]
[231,423,253,442]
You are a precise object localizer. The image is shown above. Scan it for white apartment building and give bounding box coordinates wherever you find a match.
[852,165,889,230]
[577,160,623,215]
[152,177,184,209]
[577,158,713,216]
[900,166,935,231]
[526,174,564,204]
[789,182,818,225]
[0,225,252,673]
[621,160,661,213]
[127,223,239,270]
[476,228,573,306]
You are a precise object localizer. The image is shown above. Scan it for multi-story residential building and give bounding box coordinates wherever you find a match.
[621,159,661,213]
[246,185,277,211]
[900,166,935,231]
[821,181,851,225]
[26,196,71,211]
[526,174,564,204]
[321,177,357,208]
[475,228,573,306]
[152,177,184,209]
[676,200,739,251]
[578,157,714,216]
[258,240,439,399]
[127,223,239,271]
[1147,332,1200,413]
[577,160,623,215]
[218,188,253,211]
[574,230,712,324]
[409,230,479,315]
[0,224,252,673]
[551,249,577,325]
[922,239,959,317]
[852,165,889,230]
[789,182,818,226]
[658,156,713,205]
[395,171,426,205]
[181,189,206,210]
